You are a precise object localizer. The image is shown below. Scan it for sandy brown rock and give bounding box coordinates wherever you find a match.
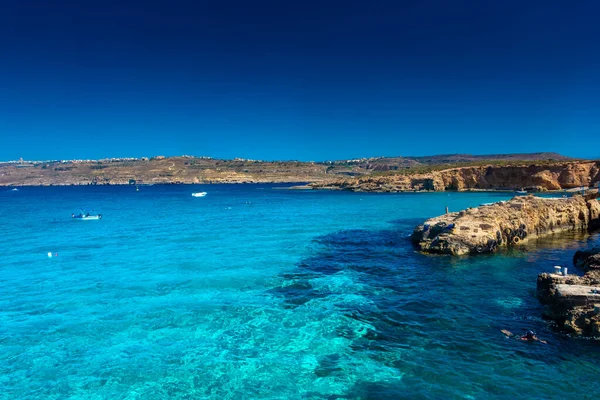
[412,195,600,255]
[313,161,600,192]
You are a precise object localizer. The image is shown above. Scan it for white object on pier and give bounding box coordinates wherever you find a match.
[562,267,568,276]
[554,266,562,274]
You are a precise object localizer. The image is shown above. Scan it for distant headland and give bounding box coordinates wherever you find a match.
[1,152,598,191]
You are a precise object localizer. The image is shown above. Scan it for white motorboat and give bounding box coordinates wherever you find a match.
[72,210,102,220]
[192,192,207,197]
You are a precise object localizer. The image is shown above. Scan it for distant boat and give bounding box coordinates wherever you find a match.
[515,189,527,195]
[72,210,102,220]
[8,188,19,192]
[192,192,207,197]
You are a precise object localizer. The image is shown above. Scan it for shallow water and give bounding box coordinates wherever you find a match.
[1,185,599,399]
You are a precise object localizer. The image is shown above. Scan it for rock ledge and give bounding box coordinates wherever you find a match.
[411,195,600,255]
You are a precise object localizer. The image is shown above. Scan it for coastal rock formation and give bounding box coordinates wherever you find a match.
[313,161,600,192]
[573,246,600,270]
[412,195,600,255]
[433,162,600,191]
[537,248,600,336]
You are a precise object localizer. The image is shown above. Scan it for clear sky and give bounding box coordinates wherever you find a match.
[1,0,599,161]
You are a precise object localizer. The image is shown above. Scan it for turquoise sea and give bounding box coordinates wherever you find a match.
[1,185,599,400]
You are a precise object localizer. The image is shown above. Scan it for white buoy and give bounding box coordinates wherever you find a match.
[562,267,568,276]
[47,252,53,258]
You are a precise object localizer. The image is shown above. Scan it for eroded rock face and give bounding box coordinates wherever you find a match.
[313,161,600,192]
[537,247,600,336]
[412,195,600,255]
[433,162,600,191]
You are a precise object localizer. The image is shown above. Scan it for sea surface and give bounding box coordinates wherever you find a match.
[1,185,599,400]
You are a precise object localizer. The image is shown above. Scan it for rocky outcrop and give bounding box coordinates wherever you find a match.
[433,162,600,191]
[537,248,600,336]
[573,247,600,270]
[412,195,600,255]
[312,161,600,192]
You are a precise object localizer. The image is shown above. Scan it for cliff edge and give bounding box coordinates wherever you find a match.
[312,161,600,192]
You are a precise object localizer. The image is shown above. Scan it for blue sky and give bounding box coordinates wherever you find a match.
[0,0,599,161]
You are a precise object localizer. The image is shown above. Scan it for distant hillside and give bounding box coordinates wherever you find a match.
[0,152,584,186]
[407,152,574,164]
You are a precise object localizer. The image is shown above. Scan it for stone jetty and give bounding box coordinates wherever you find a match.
[412,194,600,255]
[537,247,600,335]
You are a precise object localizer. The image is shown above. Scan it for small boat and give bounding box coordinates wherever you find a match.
[72,210,102,220]
[192,192,207,197]
[8,188,19,192]
[73,215,102,220]
[515,189,527,195]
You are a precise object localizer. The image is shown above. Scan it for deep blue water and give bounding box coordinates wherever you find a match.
[1,185,599,400]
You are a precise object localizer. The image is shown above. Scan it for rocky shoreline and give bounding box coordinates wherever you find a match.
[537,247,600,336]
[412,194,600,255]
[410,193,600,336]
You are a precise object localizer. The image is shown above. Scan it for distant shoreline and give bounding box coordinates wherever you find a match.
[1,181,312,188]
[3,181,594,197]
[2,155,597,192]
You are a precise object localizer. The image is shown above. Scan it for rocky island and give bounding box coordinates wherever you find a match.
[412,194,600,255]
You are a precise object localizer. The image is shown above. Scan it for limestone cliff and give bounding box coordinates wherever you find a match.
[313,161,600,192]
[433,162,600,191]
[412,195,600,255]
